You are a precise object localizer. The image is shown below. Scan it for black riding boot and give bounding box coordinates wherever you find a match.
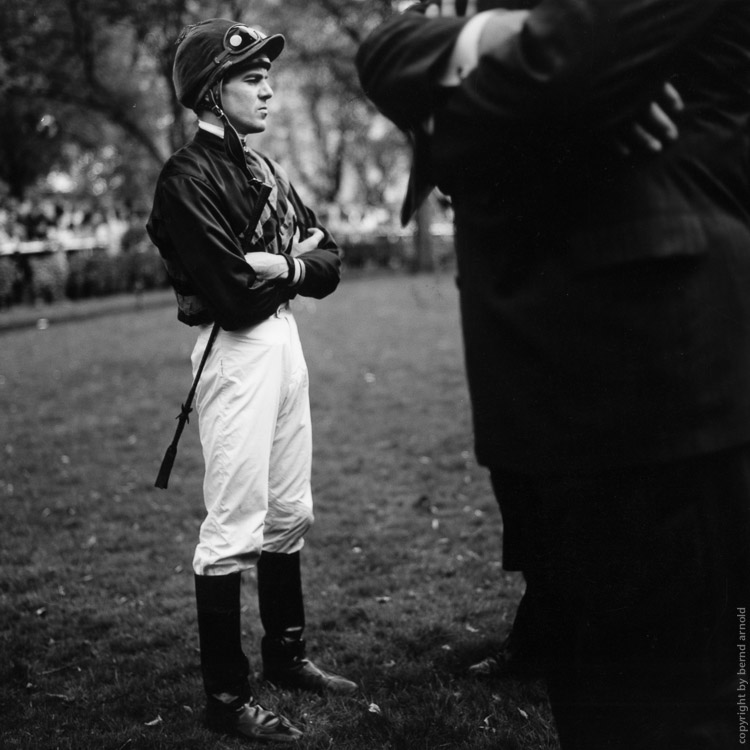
[195,572,251,701]
[195,572,302,742]
[257,551,357,695]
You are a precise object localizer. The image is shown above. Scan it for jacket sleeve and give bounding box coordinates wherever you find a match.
[158,173,291,330]
[286,183,342,300]
[357,0,731,133]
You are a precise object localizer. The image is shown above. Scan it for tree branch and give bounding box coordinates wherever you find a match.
[314,0,363,45]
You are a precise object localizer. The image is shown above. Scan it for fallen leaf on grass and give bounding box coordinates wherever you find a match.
[40,664,81,676]
[144,715,162,727]
[46,693,73,703]
[517,708,529,720]
[367,703,382,715]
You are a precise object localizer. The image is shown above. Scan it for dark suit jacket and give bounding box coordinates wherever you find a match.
[357,1,750,473]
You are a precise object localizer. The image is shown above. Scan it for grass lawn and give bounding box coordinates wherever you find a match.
[0,272,559,749]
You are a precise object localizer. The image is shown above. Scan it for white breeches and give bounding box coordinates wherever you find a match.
[191,307,314,576]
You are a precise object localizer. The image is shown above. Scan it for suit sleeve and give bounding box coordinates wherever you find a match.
[358,0,730,133]
[356,6,466,132]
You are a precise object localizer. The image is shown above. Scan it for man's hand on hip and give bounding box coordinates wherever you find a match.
[613,82,684,156]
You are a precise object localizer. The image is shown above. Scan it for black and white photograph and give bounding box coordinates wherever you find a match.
[1,1,748,748]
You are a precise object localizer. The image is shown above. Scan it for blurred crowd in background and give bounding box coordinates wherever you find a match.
[0,197,131,254]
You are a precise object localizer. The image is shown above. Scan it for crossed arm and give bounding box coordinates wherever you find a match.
[245,228,324,287]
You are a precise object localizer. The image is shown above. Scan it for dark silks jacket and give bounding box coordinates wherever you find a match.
[147,128,341,331]
[358,0,750,474]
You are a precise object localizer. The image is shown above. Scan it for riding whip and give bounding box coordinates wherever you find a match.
[154,181,272,489]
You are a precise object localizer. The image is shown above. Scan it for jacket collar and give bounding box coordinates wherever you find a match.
[193,125,226,154]
[198,120,225,139]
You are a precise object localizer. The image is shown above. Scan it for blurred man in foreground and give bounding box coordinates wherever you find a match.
[358,1,750,747]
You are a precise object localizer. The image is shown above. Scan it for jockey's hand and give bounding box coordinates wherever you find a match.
[292,227,324,257]
[245,252,289,289]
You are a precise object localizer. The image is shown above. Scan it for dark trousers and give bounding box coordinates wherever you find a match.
[491,444,750,750]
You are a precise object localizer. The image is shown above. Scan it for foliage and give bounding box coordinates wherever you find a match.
[254,0,405,208]
[0,0,411,230]
[121,247,170,291]
[28,252,68,304]
[340,232,455,270]
[0,95,66,199]
[65,253,122,299]
[64,247,168,300]
[2,234,452,313]
[0,275,560,749]
[0,0,161,196]
[0,256,21,307]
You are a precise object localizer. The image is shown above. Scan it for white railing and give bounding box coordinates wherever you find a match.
[0,236,108,256]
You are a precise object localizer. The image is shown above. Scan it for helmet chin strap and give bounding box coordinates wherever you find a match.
[206,86,253,176]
